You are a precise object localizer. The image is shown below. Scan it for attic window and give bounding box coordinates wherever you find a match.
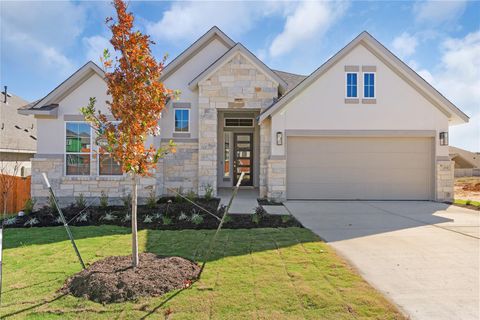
[224,118,254,127]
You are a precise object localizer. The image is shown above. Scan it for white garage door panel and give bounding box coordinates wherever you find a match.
[287,137,433,200]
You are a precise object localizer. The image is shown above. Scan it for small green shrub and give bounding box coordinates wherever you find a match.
[23,198,36,215]
[4,216,18,226]
[99,191,109,209]
[466,200,471,205]
[75,212,88,223]
[75,193,86,209]
[281,215,292,224]
[178,212,189,221]
[122,193,132,209]
[174,187,184,203]
[146,190,157,209]
[154,212,163,220]
[122,213,131,222]
[24,217,39,227]
[191,212,204,225]
[186,190,197,202]
[143,215,153,223]
[100,212,116,221]
[203,184,214,201]
[54,216,63,224]
[162,216,172,225]
[251,214,260,224]
[222,214,232,224]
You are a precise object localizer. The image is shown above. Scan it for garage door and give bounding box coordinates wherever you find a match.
[287,136,433,200]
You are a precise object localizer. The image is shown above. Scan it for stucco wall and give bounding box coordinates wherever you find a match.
[270,44,450,158]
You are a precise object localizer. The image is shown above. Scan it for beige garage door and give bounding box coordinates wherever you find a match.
[287,136,433,200]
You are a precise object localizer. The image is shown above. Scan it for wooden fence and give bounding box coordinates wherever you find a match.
[0,175,31,214]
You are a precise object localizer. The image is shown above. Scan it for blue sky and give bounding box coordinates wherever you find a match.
[1,0,479,151]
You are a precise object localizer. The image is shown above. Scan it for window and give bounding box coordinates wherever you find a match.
[224,132,231,178]
[97,122,122,176]
[364,73,375,98]
[224,118,254,127]
[174,109,189,132]
[346,73,358,98]
[65,122,91,175]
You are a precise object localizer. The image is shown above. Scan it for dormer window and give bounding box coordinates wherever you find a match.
[346,73,358,98]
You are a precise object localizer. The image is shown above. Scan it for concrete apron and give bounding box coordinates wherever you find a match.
[285,200,480,320]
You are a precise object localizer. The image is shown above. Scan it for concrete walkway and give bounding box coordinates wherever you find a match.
[218,188,258,214]
[285,201,480,320]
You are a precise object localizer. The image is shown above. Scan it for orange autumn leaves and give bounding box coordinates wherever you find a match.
[82,0,176,177]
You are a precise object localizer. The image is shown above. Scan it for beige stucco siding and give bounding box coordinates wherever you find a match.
[271,44,450,158]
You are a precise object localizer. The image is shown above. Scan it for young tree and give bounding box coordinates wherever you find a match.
[81,0,175,267]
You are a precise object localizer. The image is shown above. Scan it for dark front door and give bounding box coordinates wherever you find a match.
[233,133,253,186]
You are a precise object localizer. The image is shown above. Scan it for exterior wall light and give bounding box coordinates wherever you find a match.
[439,132,449,146]
[276,131,283,146]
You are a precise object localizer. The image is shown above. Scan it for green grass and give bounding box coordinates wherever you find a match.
[454,199,480,207]
[0,226,404,319]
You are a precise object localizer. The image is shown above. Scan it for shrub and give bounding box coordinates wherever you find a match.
[122,213,131,222]
[143,215,153,223]
[47,194,56,212]
[122,193,132,209]
[54,216,63,224]
[251,214,260,224]
[100,212,116,221]
[191,212,204,225]
[154,212,162,220]
[178,212,189,221]
[466,200,472,205]
[281,215,292,224]
[162,216,172,225]
[23,198,36,215]
[203,184,214,201]
[75,212,88,223]
[146,190,157,209]
[4,216,18,226]
[75,193,86,209]
[186,190,197,202]
[222,214,232,224]
[99,191,109,209]
[24,217,39,227]
[174,187,184,203]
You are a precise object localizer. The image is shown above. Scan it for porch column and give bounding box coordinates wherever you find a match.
[198,89,218,196]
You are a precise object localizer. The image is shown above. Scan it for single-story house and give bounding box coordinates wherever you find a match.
[19,27,468,206]
[1,88,36,177]
[449,146,480,177]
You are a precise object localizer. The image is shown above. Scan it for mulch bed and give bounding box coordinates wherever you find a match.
[61,253,200,304]
[462,183,480,192]
[3,196,303,229]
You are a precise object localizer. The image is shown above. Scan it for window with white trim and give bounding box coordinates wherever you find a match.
[346,73,358,98]
[65,122,91,175]
[97,122,122,176]
[363,73,375,98]
[174,109,189,132]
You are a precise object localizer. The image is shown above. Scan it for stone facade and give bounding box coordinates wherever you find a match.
[436,159,454,202]
[157,141,199,195]
[259,118,271,198]
[266,158,287,201]
[31,156,156,208]
[198,52,278,195]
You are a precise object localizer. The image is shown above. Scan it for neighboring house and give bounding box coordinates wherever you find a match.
[449,146,480,177]
[19,27,468,206]
[1,89,36,176]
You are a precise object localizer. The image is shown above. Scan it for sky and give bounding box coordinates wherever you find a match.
[1,0,479,151]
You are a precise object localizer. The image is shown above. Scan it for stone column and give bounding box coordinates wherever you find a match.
[259,118,271,198]
[267,158,286,201]
[436,159,454,202]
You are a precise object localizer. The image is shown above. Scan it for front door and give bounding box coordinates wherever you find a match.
[233,133,253,186]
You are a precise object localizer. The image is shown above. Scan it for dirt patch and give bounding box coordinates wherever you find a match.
[455,177,480,202]
[62,253,200,303]
[462,183,480,192]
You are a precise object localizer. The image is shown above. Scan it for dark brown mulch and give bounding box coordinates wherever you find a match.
[61,253,200,304]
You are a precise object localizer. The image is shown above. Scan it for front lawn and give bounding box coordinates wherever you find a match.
[1,226,404,319]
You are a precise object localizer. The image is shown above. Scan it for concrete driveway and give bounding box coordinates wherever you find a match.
[284,201,480,320]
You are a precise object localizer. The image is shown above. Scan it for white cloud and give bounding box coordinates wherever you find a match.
[145,1,278,43]
[392,32,418,58]
[416,30,480,151]
[413,0,467,25]
[268,1,348,58]
[83,35,115,65]
[1,1,87,76]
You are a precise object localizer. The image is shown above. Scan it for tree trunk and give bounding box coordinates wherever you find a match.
[131,174,139,268]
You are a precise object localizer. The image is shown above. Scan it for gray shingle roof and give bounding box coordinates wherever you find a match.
[273,70,307,94]
[0,92,36,152]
